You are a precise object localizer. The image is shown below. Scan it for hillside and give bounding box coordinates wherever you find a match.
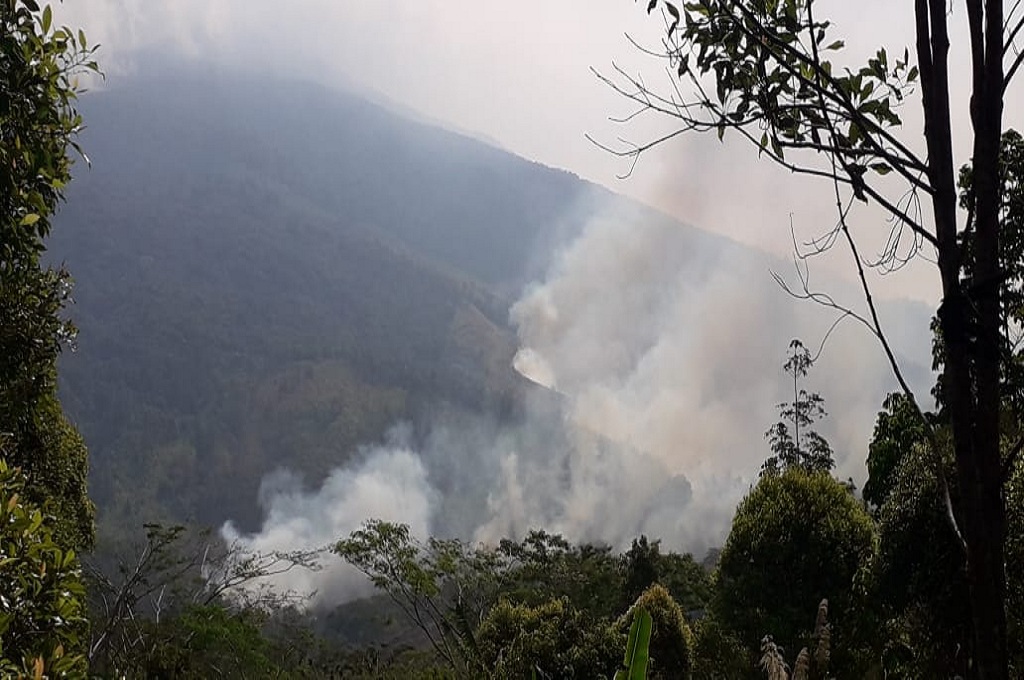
[48,66,933,545]
[48,69,598,532]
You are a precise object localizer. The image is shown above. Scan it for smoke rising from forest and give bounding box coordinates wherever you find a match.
[223,198,934,606]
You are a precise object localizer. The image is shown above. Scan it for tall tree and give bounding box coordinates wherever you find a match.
[714,468,875,678]
[611,1,1016,674]
[0,0,99,549]
[762,339,834,475]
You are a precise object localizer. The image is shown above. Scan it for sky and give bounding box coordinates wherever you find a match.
[58,0,1024,304]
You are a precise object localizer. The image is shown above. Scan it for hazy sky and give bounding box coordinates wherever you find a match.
[56,1,1024,301]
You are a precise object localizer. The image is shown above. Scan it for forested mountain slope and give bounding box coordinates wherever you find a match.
[48,65,928,540]
[48,69,603,531]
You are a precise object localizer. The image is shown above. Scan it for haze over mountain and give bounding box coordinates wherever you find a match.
[50,63,934,597]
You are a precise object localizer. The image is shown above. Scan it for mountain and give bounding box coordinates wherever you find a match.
[48,64,933,542]
[49,67,606,532]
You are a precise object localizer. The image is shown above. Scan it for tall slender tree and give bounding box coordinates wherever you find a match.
[763,339,834,476]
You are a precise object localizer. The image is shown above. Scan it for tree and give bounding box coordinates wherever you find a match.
[863,132,1024,674]
[0,459,88,678]
[689,617,750,680]
[611,0,1016,674]
[713,468,875,677]
[86,523,318,675]
[476,597,621,679]
[1,0,100,551]
[615,584,695,679]
[762,339,834,475]
[621,535,713,614]
[863,392,928,512]
[871,432,973,676]
[866,409,1024,675]
[334,520,502,677]
[498,529,624,620]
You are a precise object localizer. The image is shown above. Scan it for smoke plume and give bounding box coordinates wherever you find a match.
[223,196,933,606]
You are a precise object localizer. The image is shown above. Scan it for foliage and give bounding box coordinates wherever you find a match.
[1,0,99,552]
[1007,456,1024,674]
[714,468,875,676]
[869,422,1024,677]
[500,530,623,619]
[863,392,927,512]
[335,520,501,677]
[623,0,1013,673]
[85,522,318,676]
[621,535,713,614]
[117,604,284,679]
[0,0,99,265]
[616,584,694,679]
[0,459,88,678]
[615,607,653,680]
[762,340,833,476]
[690,617,750,680]
[476,597,621,679]
[624,0,918,192]
[869,430,969,676]
[951,130,1024,416]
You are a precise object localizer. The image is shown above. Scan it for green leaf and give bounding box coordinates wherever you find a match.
[20,213,41,226]
[41,5,51,33]
[826,40,844,51]
[871,162,892,175]
[617,608,653,680]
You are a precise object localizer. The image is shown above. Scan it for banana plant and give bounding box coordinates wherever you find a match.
[615,608,653,680]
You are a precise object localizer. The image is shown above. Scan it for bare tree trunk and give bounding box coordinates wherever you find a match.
[961,2,1008,678]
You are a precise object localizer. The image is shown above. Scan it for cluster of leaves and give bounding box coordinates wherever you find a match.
[936,130,1024,417]
[614,584,694,679]
[631,0,922,206]
[0,0,99,266]
[0,0,98,552]
[0,459,87,677]
[477,597,622,678]
[862,396,1024,677]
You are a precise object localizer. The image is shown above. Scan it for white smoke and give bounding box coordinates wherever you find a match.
[507,199,933,551]
[221,434,435,603]
[223,196,934,607]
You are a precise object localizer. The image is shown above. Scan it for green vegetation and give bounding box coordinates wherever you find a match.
[0,1,97,675]
[1,0,97,552]
[615,585,694,679]
[714,469,874,676]
[0,460,88,678]
[477,598,621,679]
